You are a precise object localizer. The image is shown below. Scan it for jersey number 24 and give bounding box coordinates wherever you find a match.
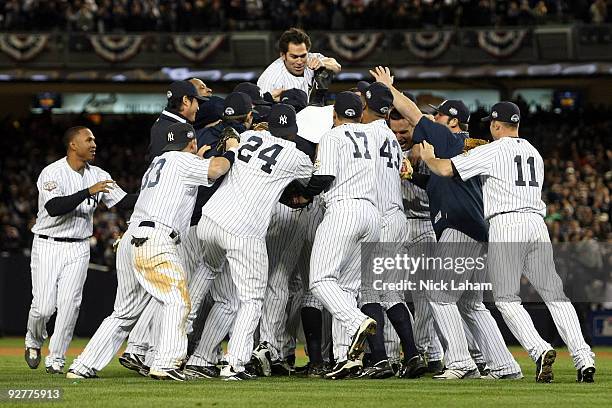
[238,135,284,174]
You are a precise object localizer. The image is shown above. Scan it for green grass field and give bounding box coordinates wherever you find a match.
[0,337,609,408]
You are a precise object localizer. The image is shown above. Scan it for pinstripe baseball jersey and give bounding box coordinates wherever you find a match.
[451,137,546,219]
[201,130,314,238]
[31,157,126,239]
[315,123,377,207]
[402,154,430,218]
[130,151,214,234]
[367,119,404,216]
[257,53,324,95]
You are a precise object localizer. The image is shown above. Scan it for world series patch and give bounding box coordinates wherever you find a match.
[43,181,58,191]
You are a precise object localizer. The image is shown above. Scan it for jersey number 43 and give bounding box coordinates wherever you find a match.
[238,135,284,174]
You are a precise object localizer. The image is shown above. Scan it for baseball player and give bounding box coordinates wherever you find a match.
[24,126,134,374]
[420,101,596,383]
[291,92,380,380]
[67,122,237,381]
[356,82,424,379]
[196,104,314,380]
[257,27,341,99]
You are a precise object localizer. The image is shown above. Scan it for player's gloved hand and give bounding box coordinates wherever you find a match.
[369,66,394,87]
[463,138,488,152]
[400,158,413,180]
[420,141,436,161]
[89,180,115,195]
[253,122,269,131]
[217,127,241,154]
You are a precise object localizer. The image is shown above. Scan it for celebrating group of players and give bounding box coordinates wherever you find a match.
[24,28,596,383]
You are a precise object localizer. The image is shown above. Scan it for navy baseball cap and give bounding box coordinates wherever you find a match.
[428,100,470,124]
[334,91,363,120]
[253,104,271,123]
[223,92,253,117]
[166,80,208,102]
[193,95,224,129]
[233,82,271,106]
[364,82,394,115]
[481,101,521,124]
[269,103,298,139]
[162,122,196,152]
[356,81,370,94]
[280,89,308,113]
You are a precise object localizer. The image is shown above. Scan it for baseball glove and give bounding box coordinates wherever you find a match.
[279,180,312,209]
[463,138,488,152]
[217,126,241,154]
[253,122,269,131]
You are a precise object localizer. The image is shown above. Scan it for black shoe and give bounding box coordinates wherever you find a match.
[427,359,444,374]
[535,349,556,383]
[149,368,187,382]
[138,365,150,377]
[356,359,395,379]
[324,360,362,380]
[476,362,490,377]
[251,343,272,377]
[347,318,377,360]
[45,362,64,374]
[400,355,428,379]
[118,353,145,372]
[307,362,329,378]
[184,365,220,379]
[66,369,99,379]
[221,365,256,381]
[295,362,311,374]
[576,366,595,383]
[271,359,295,376]
[244,361,259,376]
[25,348,41,369]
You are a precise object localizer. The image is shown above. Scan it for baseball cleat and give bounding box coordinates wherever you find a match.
[476,362,490,377]
[347,318,377,360]
[25,348,41,369]
[433,368,481,380]
[149,368,187,382]
[400,355,428,379]
[307,362,329,378]
[138,365,150,377]
[271,359,295,376]
[184,365,220,379]
[535,349,556,383]
[220,365,256,381]
[251,343,272,377]
[66,369,98,379]
[118,353,145,372]
[576,366,595,383]
[426,359,444,374]
[481,371,524,380]
[356,359,395,379]
[45,362,64,374]
[324,359,363,380]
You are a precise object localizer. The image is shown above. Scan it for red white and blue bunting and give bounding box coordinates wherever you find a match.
[173,34,225,63]
[477,29,527,58]
[327,33,382,62]
[0,34,48,61]
[89,34,144,62]
[404,31,453,60]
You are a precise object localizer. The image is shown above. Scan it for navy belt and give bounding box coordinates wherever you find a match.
[38,235,86,243]
[138,221,179,239]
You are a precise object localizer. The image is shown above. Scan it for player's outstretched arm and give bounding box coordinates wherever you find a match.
[207,138,240,180]
[420,141,454,177]
[369,66,422,125]
[44,180,114,217]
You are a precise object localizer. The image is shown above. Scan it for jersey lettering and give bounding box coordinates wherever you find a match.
[514,155,539,187]
[345,131,371,160]
[238,135,285,173]
[141,158,167,190]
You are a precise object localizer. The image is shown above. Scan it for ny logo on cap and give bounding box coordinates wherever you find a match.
[279,115,288,125]
[449,107,458,116]
[492,111,498,118]
[511,114,520,123]
[225,107,235,116]
[345,108,355,117]
[167,131,174,142]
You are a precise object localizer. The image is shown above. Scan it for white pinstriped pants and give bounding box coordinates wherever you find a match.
[489,213,594,368]
[428,228,521,375]
[310,200,381,361]
[197,216,268,371]
[25,236,89,367]
[70,223,190,374]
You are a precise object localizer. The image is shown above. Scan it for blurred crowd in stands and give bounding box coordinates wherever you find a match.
[0,99,610,306]
[0,0,610,32]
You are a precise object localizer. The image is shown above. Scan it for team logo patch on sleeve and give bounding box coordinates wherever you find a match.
[43,181,58,191]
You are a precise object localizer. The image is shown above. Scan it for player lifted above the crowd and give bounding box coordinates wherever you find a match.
[257,28,341,103]
[420,101,596,383]
[25,126,137,375]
